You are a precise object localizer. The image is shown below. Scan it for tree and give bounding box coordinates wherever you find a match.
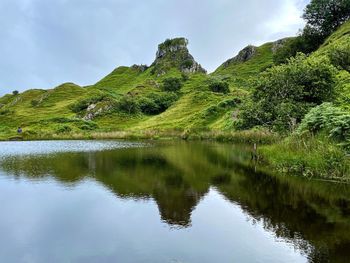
[12,90,19,95]
[239,54,336,131]
[117,96,140,114]
[303,0,350,37]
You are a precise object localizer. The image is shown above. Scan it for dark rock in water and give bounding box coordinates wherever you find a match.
[151,37,206,75]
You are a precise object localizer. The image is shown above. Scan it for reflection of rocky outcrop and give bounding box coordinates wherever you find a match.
[1,142,350,261]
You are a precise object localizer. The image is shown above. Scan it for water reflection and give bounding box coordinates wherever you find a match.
[1,141,350,262]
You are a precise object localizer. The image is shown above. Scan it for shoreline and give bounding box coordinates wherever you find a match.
[1,130,349,182]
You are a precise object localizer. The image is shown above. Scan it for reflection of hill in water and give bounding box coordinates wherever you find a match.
[1,141,350,262]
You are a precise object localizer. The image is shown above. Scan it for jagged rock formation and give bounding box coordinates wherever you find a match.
[272,38,289,53]
[131,64,148,72]
[151,38,206,76]
[222,45,257,67]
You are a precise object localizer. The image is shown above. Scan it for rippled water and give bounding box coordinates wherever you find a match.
[0,140,349,263]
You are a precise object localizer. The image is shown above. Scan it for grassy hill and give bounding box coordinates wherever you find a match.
[0,21,349,142]
[0,37,277,140]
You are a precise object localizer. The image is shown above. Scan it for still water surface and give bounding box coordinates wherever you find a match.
[0,140,349,263]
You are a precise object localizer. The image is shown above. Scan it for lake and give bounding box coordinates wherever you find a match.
[0,140,349,263]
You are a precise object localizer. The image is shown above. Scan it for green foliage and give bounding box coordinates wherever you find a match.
[262,134,350,179]
[214,42,275,88]
[56,125,72,134]
[12,90,19,96]
[298,103,350,148]
[158,38,188,50]
[0,109,11,115]
[162,77,183,92]
[31,99,39,107]
[239,54,337,131]
[117,96,140,114]
[79,121,98,131]
[273,35,321,64]
[138,92,178,115]
[329,41,350,71]
[208,80,230,94]
[303,0,350,38]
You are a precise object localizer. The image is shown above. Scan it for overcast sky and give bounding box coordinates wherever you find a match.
[0,0,308,95]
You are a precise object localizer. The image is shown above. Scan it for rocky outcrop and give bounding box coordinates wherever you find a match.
[272,38,289,53]
[151,37,206,75]
[131,64,148,72]
[222,45,257,67]
[83,102,112,121]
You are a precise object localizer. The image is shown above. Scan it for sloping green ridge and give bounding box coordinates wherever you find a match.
[0,21,349,140]
[0,37,274,139]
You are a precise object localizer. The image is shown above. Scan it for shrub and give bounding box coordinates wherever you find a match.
[117,96,140,114]
[56,125,72,134]
[239,54,337,132]
[298,103,350,144]
[138,92,178,115]
[329,42,350,72]
[162,77,183,92]
[138,97,160,115]
[31,99,39,107]
[208,80,230,94]
[0,109,11,115]
[79,121,98,131]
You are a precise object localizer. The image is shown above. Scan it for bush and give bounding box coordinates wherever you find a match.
[329,42,350,72]
[239,54,337,132]
[162,77,183,92]
[209,80,230,94]
[31,99,39,107]
[138,92,178,115]
[298,103,350,144]
[273,36,319,64]
[117,96,140,114]
[56,125,72,134]
[79,121,98,131]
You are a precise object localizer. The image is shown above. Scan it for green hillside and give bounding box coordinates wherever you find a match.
[0,37,276,140]
[0,21,349,146]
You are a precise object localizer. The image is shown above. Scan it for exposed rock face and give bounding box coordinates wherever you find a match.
[222,45,257,67]
[272,38,289,53]
[131,64,148,72]
[151,37,206,75]
[83,103,111,121]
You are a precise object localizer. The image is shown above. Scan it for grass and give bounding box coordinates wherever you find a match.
[213,42,275,88]
[261,134,350,181]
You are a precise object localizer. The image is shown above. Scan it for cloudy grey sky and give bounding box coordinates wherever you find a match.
[0,0,308,95]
